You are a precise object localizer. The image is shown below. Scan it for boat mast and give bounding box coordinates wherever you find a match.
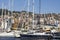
[2,3,4,18]
[11,0,14,16]
[6,0,11,32]
[27,0,30,16]
[23,0,30,30]
[11,0,14,26]
[1,3,4,30]
[4,6,6,31]
[8,0,10,16]
[5,6,6,17]
[39,0,41,27]
[32,0,34,29]
[27,0,30,30]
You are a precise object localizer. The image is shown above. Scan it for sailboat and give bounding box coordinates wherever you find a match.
[0,0,20,37]
[20,0,52,37]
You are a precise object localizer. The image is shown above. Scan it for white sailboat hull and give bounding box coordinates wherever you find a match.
[0,31,20,37]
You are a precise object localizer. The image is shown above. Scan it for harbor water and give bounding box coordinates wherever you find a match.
[0,37,20,40]
[0,37,60,40]
[20,37,60,40]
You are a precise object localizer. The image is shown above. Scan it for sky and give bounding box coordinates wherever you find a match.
[41,0,60,13]
[0,0,60,14]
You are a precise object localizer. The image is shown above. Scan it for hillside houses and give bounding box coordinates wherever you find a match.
[0,9,60,31]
